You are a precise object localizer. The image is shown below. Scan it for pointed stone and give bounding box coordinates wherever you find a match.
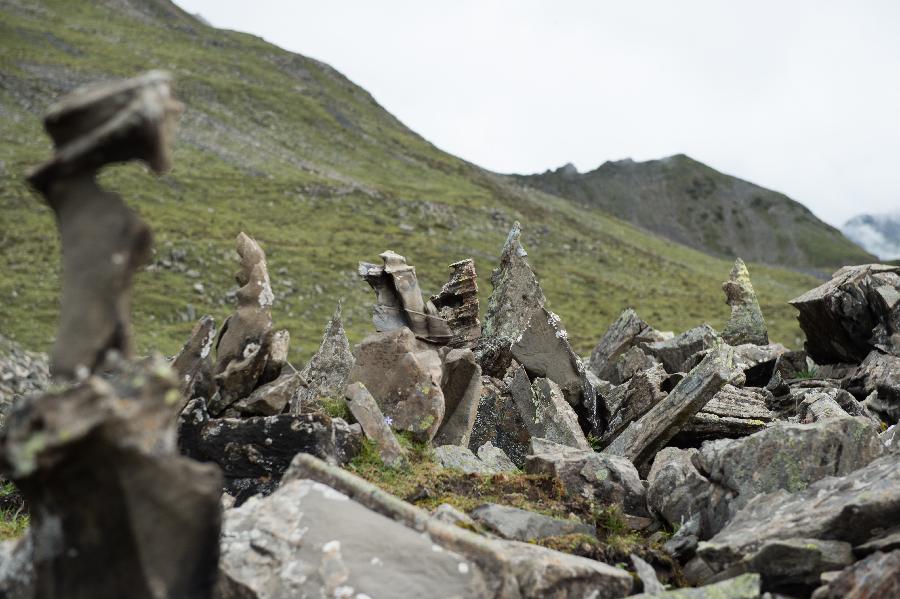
[170,315,217,412]
[293,304,355,413]
[588,309,664,381]
[430,258,481,348]
[508,368,590,451]
[721,258,769,346]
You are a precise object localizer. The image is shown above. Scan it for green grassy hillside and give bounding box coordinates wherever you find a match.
[0,0,823,364]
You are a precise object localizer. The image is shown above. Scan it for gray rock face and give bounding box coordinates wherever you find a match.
[812,549,900,599]
[721,258,769,346]
[587,308,663,382]
[642,324,720,374]
[849,350,900,422]
[733,342,785,387]
[600,346,663,387]
[789,263,900,364]
[630,553,665,595]
[348,328,445,442]
[468,377,531,467]
[434,445,495,474]
[170,315,217,411]
[599,362,667,448]
[217,478,492,598]
[231,371,304,417]
[433,348,482,447]
[605,345,738,466]
[525,438,648,516]
[345,382,405,467]
[292,305,355,413]
[676,384,775,443]
[0,335,50,430]
[698,455,900,576]
[628,573,760,598]
[0,534,33,599]
[507,368,590,451]
[430,258,481,349]
[477,441,518,472]
[470,503,594,541]
[746,538,854,589]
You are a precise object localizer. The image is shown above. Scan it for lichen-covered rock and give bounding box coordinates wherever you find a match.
[430,258,481,348]
[747,538,854,590]
[434,444,495,474]
[599,362,667,448]
[721,258,769,346]
[674,384,775,443]
[231,371,304,417]
[733,342,785,386]
[789,263,900,364]
[293,305,355,414]
[476,441,518,472]
[470,503,594,542]
[507,368,590,451]
[628,573,760,598]
[588,309,663,382]
[345,382,405,468]
[811,549,900,599]
[525,438,648,516]
[642,324,720,374]
[468,377,531,467]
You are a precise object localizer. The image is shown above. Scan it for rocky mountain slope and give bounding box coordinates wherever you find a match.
[517,155,874,269]
[843,212,900,260]
[0,0,823,363]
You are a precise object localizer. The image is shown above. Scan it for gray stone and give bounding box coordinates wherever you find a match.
[508,368,590,451]
[0,336,50,430]
[747,538,854,589]
[525,438,648,516]
[811,549,900,599]
[477,441,517,473]
[849,350,900,422]
[433,348,482,446]
[292,304,355,414]
[348,328,445,442]
[854,526,900,557]
[431,503,479,530]
[628,573,760,598]
[599,362,667,448]
[605,345,738,466]
[429,258,481,348]
[882,424,899,451]
[170,315,217,411]
[468,377,531,467]
[630,553,665,595]
[470,503,594,541]
[675,384,775,442]
[789,263,900,364]
[232,371,303,416]
[345,382,405,467]
[0,534,33,599]
[733,342,785,387]
[587,308,663,382]
[434,444,494,474]
[721,258,769,346]
[642,324,720,374]
[601,346,662,387]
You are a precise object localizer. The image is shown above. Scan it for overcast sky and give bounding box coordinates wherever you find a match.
[175,0,900,227]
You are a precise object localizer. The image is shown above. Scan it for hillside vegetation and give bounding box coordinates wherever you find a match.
[0,0,824,363]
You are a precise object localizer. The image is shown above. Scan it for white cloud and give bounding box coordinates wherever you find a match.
[175,0,900,226]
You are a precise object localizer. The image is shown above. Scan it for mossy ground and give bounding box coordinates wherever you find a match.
[0,482,28,542]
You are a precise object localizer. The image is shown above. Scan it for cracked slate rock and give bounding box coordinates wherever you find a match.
[811,549,900,599]
[588,308,663,382]
[507,368,590,451]
[525,438,648,517]
[642,324,720,374]
[470,503,594,542]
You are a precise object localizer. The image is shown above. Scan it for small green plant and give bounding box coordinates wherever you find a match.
[796,365,819,379]
[319,396,352,421]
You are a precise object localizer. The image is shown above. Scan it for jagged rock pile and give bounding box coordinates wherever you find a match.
[2,71,900,599]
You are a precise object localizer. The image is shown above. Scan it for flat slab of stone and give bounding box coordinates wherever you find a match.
[470,503,594,541]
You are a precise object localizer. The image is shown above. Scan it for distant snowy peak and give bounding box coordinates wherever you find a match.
[842,212,900,260]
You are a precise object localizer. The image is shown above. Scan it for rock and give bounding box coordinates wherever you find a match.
[429,258,481,348]
[604,345,738,467]
[525,438,648,516]
[587,308,663,382]
[348,328,445,442]
[628,573,760,598]
[630,553,665,595]
[599,362,668,448]
[0,336,50,430]
[468,376,531,467]
[642,324,720,374]
[293,304,354,413]
[789,263,900,364]
[170,315,217,411]
[698,455,900,577]
[344,382,405,467]
[721,258,769,346]
[811,549,900,599]
[884,424,900,451]
[848,350,900,422]
[358,250,452,344]
[0,358,222,598]
[470,503,594,541]
[284,453,635,598]
[476,441,517,472]
[260,328,290,383]
[478,222,546,377]
[855,526,900,557]
[508,368,591,451]
[434,444,495,474]
[431,503,479,529]
[510,306,598,432]
[746,538,854,589]
[798,392,851,422]
[433,348,482,446]
[26,72,181,379]
[231,371,303,416]
[0,533,33,599]
[733,342,785,387]
[178,409,360,503]
[674,384,775,443]
[600,346,663,386]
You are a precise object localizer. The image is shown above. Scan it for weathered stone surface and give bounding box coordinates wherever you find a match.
[285,453,634,598]
[468,376,531,467]
[600,346,662,387]
[179,409,360,503]
[884,424,899,451]
[292,304,355,413]
[588,309,663,382]
[599,363,667,447]
[471,503,594,541]
[630,553,665,595]
[358,250,452,344]
[721,258,769,346]
[812,549,900,599]
[525,438,648,516]
[605,345,738,466]
[345,382,405,467]
[789,263,900,364]
[746,538,854,589]
[433,348,482,446]
[642,324,720,374]
[430,258,481,348]
[431,503,479,529]
[171,315,217,411]
[733,342,784,386]
[0,533,33,599]
[849,350,900,422]
[26,72,180,379]
[855,526,900,557]
[434,444,494,474]
[628,573,760,598]
[698,455,900,575]
[477,441,518,473]
[0,336,50,430]
[0,358,222,599]
[231,371,303,417]
[508,368,590,451]
[348,328,445,442]
[675,384,775,443]
[798,392,850,422]
[214,232,276,405]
